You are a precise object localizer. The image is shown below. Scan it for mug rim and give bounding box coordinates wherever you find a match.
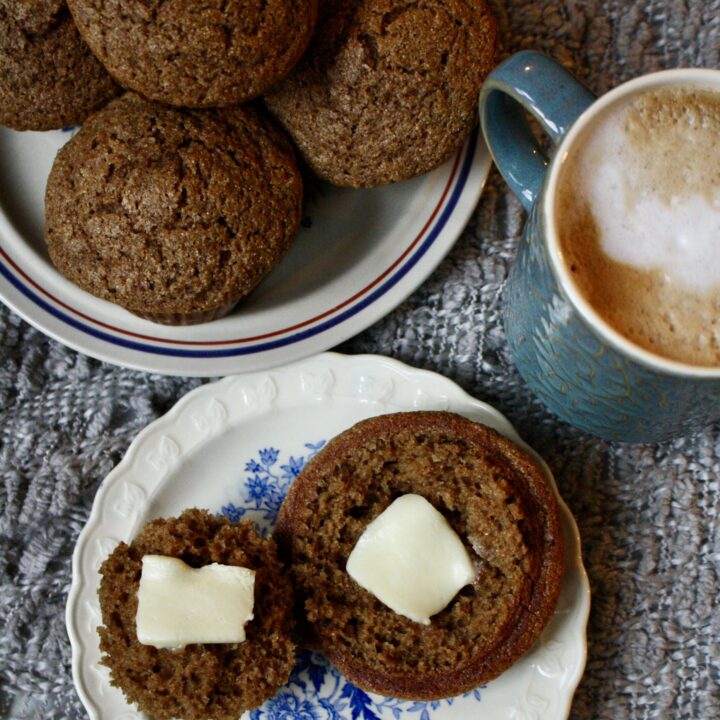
[544,67,720,378]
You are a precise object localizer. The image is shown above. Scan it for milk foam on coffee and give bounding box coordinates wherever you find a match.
[556,85,720,366]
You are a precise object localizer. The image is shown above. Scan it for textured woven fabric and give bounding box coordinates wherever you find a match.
[1,1,720,717]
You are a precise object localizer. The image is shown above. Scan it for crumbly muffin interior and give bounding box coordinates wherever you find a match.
[98,509,296,720]
[276,412,564,699]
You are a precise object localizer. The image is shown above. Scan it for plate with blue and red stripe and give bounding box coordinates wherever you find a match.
[0,126,490,376]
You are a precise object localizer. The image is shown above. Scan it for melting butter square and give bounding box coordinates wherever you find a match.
[346,493,475,624]
[136,555,255,648]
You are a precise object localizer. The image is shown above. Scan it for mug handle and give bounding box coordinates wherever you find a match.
[479,51,596,211]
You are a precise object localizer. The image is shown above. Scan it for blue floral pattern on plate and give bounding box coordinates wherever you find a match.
[253,650,482,720]
[220,441,484,719]
[221,441,326,536]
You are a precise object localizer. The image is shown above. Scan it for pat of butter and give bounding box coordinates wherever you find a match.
[346,494,475,625]
[136,555,255,648]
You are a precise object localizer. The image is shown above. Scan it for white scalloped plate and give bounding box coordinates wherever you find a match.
[0,126,489,376]
[67,353,590,719]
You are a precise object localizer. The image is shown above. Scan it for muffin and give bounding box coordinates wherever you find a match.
[67,0,318,107]
[98,509,297,720]
[275,411,565,699]
[264,0,499,187]
[0,0,119,131]
[45,93,302,324]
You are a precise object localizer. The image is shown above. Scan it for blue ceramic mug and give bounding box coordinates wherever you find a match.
[479,51,720,443]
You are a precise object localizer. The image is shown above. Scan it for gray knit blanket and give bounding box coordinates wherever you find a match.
[2,1,720,718]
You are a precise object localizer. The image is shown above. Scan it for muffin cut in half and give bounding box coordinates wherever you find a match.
[275,411,565,699]
[97,509,297,720]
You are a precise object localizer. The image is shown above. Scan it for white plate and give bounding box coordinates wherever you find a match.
[66,353,590,719]
[0,126,490,376]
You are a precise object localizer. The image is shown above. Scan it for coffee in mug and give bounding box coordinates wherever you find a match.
[555,85,720,367]
[481,51,720,440]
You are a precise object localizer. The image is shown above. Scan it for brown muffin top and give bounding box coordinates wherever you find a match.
[67,0,318,107]
[98,509,297,720]
[45,93,302,324]
[0,0,119,131]
[264,0,499,188]
[275,411,565,700]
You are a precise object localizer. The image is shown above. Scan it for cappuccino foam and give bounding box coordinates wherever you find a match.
[556,85,720,367]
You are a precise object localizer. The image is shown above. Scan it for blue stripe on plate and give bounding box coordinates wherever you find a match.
[0,129,477,358]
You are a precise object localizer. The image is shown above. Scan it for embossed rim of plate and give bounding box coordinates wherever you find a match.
[0,130,490,376]
[66,352,590,719]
